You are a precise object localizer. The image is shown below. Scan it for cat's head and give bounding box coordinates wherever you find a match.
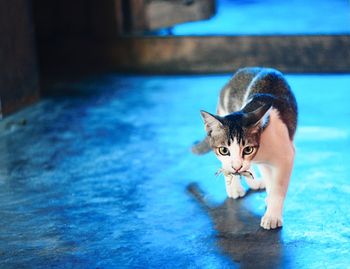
[200,103,271,174]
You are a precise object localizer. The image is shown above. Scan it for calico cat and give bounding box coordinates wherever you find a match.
[193,67,297,230]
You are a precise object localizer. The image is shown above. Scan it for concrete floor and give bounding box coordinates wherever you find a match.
[0,74,350,268]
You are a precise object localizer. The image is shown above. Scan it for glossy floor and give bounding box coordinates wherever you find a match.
[0,74,350,268]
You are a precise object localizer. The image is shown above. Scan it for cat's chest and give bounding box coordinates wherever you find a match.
[252,109,291,164]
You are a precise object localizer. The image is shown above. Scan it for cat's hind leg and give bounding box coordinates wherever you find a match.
[225,175,246,199]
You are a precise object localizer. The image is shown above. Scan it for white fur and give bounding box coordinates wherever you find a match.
[254,109,295,230]
[217,105,226,116]
[219,109,294,230]
[225,175,246,199]
[223,88,231,113]
[241,71,262,109]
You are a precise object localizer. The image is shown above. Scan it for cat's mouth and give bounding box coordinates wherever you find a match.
[216,168,254,179]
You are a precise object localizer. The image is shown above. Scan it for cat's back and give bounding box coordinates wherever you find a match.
[219,67,296,113]
[245,67,293,100]
[218,67,298,139]
[218,67,262,114]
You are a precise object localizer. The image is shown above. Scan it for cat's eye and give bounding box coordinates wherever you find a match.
[243,146,255,155]
[218,147,230,156]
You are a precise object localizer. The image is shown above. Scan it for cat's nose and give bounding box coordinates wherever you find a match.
[232,165,243,172]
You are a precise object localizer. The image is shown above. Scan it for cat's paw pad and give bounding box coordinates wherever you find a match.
[260,213,283,230]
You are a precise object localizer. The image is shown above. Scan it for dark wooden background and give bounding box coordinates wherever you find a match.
[0,0,39,117]
[1,0,349,117]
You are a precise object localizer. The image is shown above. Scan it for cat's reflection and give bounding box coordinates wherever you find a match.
[187,183,286,268]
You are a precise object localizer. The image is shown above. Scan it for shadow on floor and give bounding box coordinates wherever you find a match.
[187,183,287,268]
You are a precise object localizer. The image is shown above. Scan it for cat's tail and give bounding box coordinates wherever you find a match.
[191,136,211,155]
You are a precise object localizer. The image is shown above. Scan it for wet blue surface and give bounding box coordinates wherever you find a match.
[172,0,350,35]
[0,74,350,268]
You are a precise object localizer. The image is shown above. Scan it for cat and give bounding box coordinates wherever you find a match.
[193,67,298,230]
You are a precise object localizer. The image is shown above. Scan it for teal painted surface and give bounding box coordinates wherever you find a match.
[0,74,350,268]
[172,0,350,35]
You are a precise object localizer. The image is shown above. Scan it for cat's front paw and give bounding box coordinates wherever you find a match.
[226,181,246,199]
[225,176,246,199]
[229,187,246,199]
[260,213,283,230]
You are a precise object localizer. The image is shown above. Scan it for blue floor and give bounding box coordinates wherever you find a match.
[0,74,350,268]
[171,0,350,35]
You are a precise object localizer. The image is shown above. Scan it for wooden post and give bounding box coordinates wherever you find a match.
[0,0,40,117]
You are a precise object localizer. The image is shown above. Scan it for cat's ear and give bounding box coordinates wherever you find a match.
[242,103,272,127]
[242,93,275,127]
[200,110,223,134]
